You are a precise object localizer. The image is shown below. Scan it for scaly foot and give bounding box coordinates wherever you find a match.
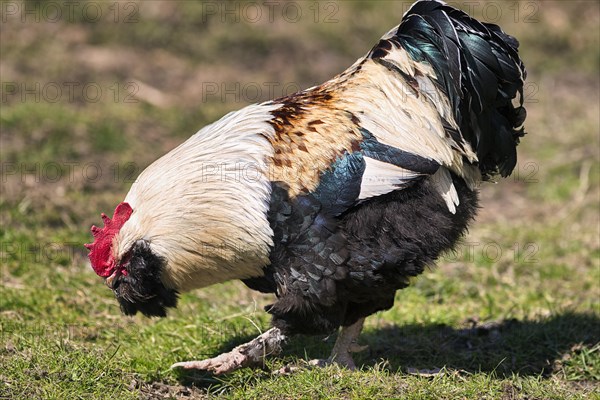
[276,318,368,374]
[171,327,286,375]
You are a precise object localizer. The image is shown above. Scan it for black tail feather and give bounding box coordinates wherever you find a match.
[397,0,527,178]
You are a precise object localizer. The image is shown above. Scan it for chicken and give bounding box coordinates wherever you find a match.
[86,0,526,374]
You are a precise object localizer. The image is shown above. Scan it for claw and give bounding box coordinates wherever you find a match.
[170,361,205,370]
[170,352,246,374]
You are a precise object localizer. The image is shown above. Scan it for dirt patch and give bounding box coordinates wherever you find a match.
[133,379,209,400]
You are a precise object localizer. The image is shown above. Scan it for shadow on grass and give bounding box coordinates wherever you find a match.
[361,312,600,377]
[173,312,599,388]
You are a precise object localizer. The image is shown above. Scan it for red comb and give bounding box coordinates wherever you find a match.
[85,202,133,277]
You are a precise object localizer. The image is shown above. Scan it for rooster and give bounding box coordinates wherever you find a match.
[86,0,526,374]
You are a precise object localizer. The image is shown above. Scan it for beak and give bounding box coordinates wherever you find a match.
[105,270,119,289]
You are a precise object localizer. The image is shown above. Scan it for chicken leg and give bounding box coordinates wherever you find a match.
[329,317,368,368]
[170,327,286,374]
[308,317,368,369]
[276,317,368,374]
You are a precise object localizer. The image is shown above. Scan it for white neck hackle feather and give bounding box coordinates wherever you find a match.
[114,103,282,292]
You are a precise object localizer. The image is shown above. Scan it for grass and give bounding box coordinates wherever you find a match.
[1,0,599,399]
